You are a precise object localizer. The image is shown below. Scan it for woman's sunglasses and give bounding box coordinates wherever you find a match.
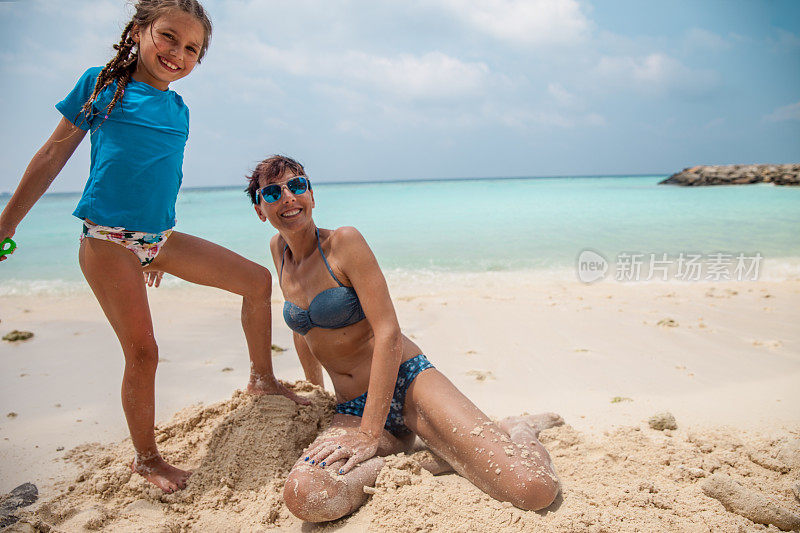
[257,176,310,204]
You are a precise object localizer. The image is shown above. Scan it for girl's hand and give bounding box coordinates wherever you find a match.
[246,374,311,406]
[304,431,380,475]
[0,225,15,262]
[143,270,164,287]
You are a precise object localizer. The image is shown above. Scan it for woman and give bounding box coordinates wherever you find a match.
[248,155,563,522]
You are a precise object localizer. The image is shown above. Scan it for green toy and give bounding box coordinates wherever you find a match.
[0,237,16,256]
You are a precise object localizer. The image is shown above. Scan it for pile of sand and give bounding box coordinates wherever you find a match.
[13,383,800,532]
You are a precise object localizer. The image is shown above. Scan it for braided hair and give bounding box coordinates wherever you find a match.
[79,0,212,130]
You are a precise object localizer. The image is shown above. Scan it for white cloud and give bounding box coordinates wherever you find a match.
[345,51,489,100]
[594,53,719,98]
[547,83,578,107]
[585,112,606,126]
[216,35,492,102]
[773,29,800,50]
[335,119,374,140]
[491,103,605,130]
[704,117,726,129]
[764,101,800,123]
[436,0,590,46]
[0,0,124,81]
[683,28,731,53]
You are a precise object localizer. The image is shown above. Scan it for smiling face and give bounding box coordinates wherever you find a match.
[131,9,206,90]
[254,171,315,230]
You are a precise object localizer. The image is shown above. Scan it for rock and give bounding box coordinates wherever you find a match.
[2,330,34,342]
[648,412,677,431]
[659,163,800,186]
[702,474,800,531]
[0,483,38,528]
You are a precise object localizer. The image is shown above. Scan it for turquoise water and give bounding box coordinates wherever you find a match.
[2,175,799,292]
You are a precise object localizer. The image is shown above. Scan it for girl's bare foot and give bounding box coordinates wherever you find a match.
[131,453,191,493]
[246,375,311,405]
[499,412,564,440]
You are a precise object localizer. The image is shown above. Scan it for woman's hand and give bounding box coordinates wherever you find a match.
[0,225,15,262]
[143,270,164,287]
[246,374,311,406]
[304,430,380,475]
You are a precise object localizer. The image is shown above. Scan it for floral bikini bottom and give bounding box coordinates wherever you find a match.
[81,221,172,267]
[335,354,435,436]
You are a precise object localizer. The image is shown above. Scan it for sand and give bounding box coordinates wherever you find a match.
[2,274,800,531]
[10,391,800,532]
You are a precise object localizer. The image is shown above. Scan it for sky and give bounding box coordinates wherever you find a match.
[0,0,798,193]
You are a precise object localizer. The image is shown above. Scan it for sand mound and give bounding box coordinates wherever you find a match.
[25,384,334,532]
[15,384,800,532]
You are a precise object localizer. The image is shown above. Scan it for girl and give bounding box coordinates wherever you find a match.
[248,155,563,522]
[0,0,306,493]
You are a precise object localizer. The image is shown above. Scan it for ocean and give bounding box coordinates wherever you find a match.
[2,175,799,294]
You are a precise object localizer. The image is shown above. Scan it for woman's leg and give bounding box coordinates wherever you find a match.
[146,231,306,403]
[402,369,562,511]
[79,237,190,493]
[283,414,413,522]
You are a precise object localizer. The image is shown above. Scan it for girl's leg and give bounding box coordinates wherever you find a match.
[79,237,189,493]
[282,414,413,522]
[402,369,561,511]
[146,231,306,403]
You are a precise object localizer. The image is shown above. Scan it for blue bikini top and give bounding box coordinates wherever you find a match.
[280,229,366,335]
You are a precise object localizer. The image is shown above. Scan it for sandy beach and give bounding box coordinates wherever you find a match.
[2,273,799,531]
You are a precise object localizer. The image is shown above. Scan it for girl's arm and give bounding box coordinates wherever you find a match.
[293,332,324,387]
[0,118,86,258]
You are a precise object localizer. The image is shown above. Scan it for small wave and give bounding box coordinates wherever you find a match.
[0,276,199,296]
[0,279,90,296]
[4,257,798,297]
[383,257,800,288]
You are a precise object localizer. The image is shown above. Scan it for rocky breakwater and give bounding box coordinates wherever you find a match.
[659,164,800,186]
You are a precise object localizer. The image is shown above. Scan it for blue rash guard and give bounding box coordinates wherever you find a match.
[56,66,190,233]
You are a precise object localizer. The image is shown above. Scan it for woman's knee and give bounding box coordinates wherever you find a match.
[503,471,560,511]
[282,467,357,522]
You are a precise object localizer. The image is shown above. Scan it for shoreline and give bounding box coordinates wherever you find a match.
[3,254,800,297]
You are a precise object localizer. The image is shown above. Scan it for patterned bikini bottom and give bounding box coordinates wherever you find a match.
[81,221,172,267]
[335,354,435,436]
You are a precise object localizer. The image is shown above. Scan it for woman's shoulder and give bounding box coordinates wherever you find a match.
[327,227,375,269]
[329,226,366,249]
[269,233,286,253]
